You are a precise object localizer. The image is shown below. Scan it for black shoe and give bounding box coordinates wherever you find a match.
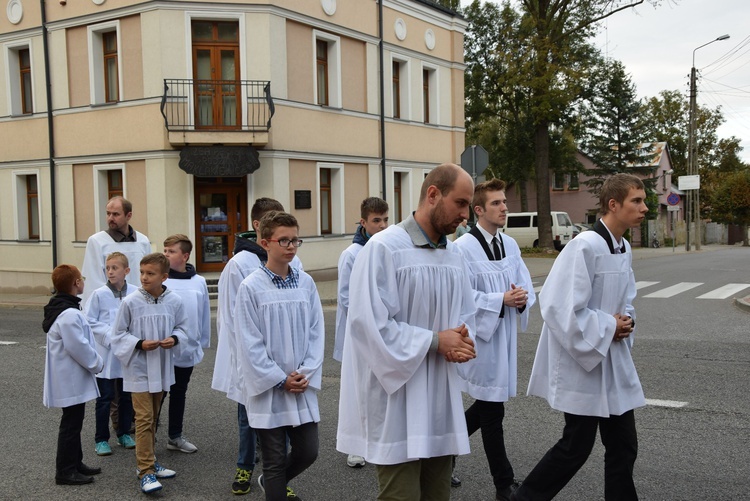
[77,463,102,476]
[450,474,461,487]
[497,481,521,501]
[55,471,94,485]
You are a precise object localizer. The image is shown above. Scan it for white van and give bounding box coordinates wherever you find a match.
[502,211,574,250]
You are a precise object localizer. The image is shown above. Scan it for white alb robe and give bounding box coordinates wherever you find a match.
[233,269,324,429]
[527,230,645,417]
[454,232,536,402]
[84,283,138,380]
[333,242,363,362]
[212,251,303,402]
[80,230,151,304]
[111,290,188,393]
[43,309,104,408]
[336,225,477,465]
[164,275,211,368]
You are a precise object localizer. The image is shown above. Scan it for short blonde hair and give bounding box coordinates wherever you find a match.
[106,251,129,268]
[140,253,170,274]
[163,234,193,255]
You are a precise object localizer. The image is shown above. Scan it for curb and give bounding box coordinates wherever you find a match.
[734,296,750,313]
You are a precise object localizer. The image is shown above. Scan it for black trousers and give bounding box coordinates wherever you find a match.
[465,399,514,490]
[514,411,638,501]
[56,403,86,476]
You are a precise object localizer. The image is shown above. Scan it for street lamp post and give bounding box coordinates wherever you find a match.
[687,34,730,251]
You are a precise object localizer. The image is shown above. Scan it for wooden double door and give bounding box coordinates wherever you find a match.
[194,177,247,272]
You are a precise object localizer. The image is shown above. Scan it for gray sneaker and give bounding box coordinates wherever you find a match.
[167,435,197,453]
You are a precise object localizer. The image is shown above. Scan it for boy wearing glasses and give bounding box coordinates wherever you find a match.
[234,211,324,501]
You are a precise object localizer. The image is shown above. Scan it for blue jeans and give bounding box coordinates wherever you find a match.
[237,403,257,470]
[95,378,132,442]
[168,365,193,439]
[256,422,318,501]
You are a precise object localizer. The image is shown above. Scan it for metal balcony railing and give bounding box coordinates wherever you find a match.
[161,79,274,132]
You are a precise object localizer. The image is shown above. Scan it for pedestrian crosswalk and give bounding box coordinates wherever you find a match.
[531,281,750,300]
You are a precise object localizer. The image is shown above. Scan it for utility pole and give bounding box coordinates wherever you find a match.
[688,34,730,251]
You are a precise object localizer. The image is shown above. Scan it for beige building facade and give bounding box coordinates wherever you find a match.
[0,0,467,292]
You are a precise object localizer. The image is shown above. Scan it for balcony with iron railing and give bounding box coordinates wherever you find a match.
[161,79,274,145]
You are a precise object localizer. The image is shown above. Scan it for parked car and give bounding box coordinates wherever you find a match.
[501,211,575,250]
[573,223,592,235]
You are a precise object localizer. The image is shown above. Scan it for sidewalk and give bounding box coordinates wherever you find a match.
[2,245,747,311]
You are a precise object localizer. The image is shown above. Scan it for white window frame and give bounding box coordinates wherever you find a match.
[552,171,565,190]
[93,163,127,231]
[316,162,344,235]
[420,62,439,124]
[12,169,42,241]
[4,39,34,116]
[390,54,411,120]
[88,20,122,105]
[312,30,341,108]
[390,167,412,224]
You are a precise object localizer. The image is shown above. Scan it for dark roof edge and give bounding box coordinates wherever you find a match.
[410,0,463,18]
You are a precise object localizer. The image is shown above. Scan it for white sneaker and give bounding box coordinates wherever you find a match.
[136,462,176,479]
[347,454,366,468]
[167,435,198,453]
[140,473,162,493]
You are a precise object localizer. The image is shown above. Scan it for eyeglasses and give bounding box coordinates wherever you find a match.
[268,238,303,248]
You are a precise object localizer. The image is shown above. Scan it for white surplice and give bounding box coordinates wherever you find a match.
[83,283,138,380]
[336,224,477,465]
[527,230,645,417]
[164,275,211,368]
[454,231,536,402]
[212,251,303,402]
[333,242,363,362]
[80,230,151,304]
[111,290,188,393]
[233,269,324,429]
[43,309,104,408]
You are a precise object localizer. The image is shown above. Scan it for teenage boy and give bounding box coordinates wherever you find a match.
[212,198,303,495]
[43,264,104,485]
[84,251,138,456]
[453,179,535,500]
[333,197,388,468]
[162,234,210,454]
[511,173,648,501]
[112,253,187,494]
[234,211,324,501]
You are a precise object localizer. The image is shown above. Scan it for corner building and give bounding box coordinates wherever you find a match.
[0,0,467,292]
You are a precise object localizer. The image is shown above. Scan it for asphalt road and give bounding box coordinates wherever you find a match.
[0,246,748,500]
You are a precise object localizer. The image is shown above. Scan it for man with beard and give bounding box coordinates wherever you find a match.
[81,196,152,305]
[337,163,478,501]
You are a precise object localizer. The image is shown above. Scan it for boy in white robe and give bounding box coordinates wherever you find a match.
[234,211,324,501]
[511,174,648,501]
[84,251,138,456]
[454,179,535,500]
[43,264,104,485]
[211,198,303,495]
[162,234,211,454]
[111,253,188,494]
[334,196,389,469]
[336,163,478,501]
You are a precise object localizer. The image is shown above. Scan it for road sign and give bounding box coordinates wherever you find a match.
[678,175,700,190]
[668,205,680,212]
[460,145,489,179]
[667,192,680,206]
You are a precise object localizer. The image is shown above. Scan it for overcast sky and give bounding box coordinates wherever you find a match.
[459,0,750,162]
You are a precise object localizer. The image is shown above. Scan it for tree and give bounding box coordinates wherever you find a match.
[708,169,750,246]
[518,0,660,249]
[579,59,649,194]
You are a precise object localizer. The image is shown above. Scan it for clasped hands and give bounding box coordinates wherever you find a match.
[284,371,309,394]
[140,338,176,351]
[613,313,634,342]
[503,283,528,309]
[437,323,476,364]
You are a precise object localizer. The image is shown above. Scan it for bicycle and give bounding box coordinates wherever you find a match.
[651,231,660,248]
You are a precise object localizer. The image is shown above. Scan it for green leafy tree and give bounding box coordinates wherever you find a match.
[579,60,649,194]
[708,169,750,246]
